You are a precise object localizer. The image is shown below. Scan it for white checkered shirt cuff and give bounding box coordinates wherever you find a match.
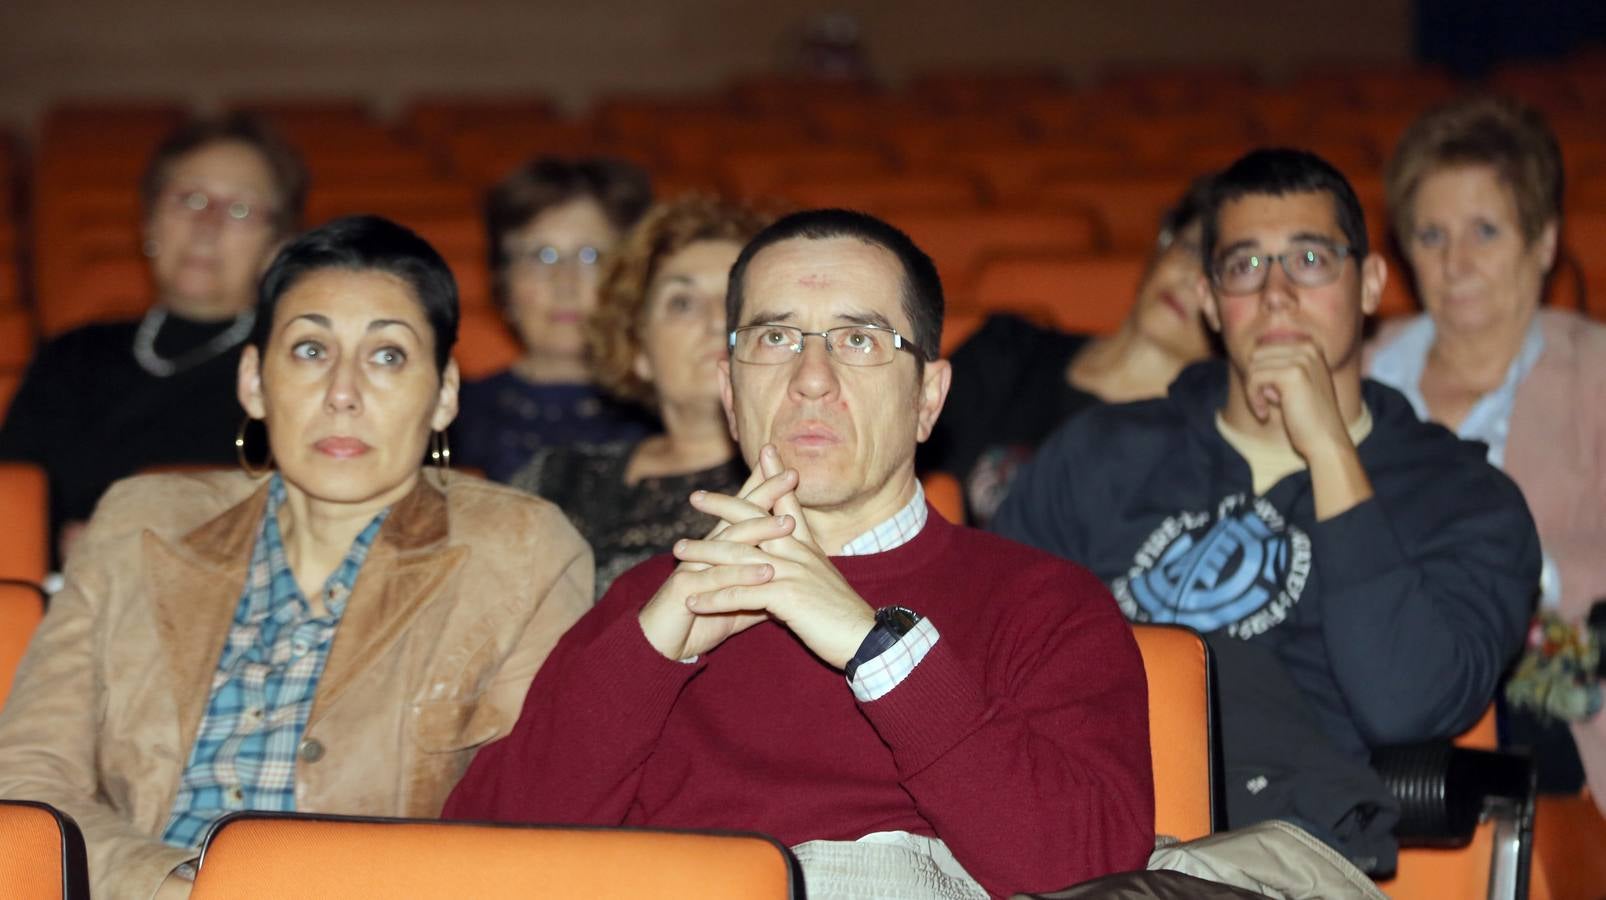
[849,618,940,702]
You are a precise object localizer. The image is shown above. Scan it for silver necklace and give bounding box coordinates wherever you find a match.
[131,307,256,378]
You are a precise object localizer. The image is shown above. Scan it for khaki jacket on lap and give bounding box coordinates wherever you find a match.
[0,470,592,900]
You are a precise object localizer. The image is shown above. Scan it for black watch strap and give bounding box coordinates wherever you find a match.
[844,606,922,681]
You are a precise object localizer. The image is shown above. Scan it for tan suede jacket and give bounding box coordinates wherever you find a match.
[0,470,592,900]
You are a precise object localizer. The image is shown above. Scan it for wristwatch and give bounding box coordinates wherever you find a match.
[844,605,923,681]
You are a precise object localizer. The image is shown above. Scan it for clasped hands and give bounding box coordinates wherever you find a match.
[637,444,875,669]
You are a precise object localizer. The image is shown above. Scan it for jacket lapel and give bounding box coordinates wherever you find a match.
[308,477,467,725]
[146,480,272,755]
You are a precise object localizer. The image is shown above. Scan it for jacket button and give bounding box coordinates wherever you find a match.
[298,738,326,763]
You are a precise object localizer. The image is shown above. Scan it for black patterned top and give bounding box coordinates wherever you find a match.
[453,372,657,483]
[512,440,749,599]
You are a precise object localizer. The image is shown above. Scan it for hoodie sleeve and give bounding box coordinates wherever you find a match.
[1306,471,1539,747]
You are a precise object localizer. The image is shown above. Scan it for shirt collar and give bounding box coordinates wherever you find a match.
[1368,313,1545,468]
[837,482,928,557]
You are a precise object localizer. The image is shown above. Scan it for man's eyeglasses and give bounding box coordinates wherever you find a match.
[729,324,923,367]
[1211,241,1354,295]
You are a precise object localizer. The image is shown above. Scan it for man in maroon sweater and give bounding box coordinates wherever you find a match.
[444,209,1154,898]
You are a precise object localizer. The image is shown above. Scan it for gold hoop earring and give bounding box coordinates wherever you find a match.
[235,417,274,478]
[429,430,451,485]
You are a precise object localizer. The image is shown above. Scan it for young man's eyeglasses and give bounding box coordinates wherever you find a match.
[1211,241,1355,295]
[729,324,923,367]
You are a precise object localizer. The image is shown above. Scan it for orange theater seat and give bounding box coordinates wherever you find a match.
[1033,176,1190,252]
[401,96,555,146]
[940,310,985,356]
[1564,209,1606,316]
[1379,706,1528,900]
[894,208,1101,296]
[971,253,1146,336]
[717,146,892,201]
[657,120,815,172]
[875,113,1033,167]
[947,142,1134,203]
[0,463,49,586]
[305,182,478,228]
[188,813,802,899]
[44,255,151,338]
[775,171,987,215]
[1090,110,1256,168]
[1532,790,1606,900]
[454,308,520,380]
[0,800,91,900]
[1131,624,1220,842]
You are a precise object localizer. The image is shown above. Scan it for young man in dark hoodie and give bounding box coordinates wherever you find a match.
[993,148,1540,874]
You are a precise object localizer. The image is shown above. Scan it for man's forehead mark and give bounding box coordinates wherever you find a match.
[797,272,833,288]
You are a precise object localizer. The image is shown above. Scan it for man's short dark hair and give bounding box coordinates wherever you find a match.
[726,208,944,364]
[1200,149,1369,270]
[254,215,459,373]
[140,113,308,238]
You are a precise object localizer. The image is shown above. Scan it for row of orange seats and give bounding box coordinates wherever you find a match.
[16,56,1606,389]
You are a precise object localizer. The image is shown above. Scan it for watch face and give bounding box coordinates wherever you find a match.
[876,605,921,635]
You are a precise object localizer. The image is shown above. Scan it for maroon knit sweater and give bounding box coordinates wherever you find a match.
[444,508,1153,897]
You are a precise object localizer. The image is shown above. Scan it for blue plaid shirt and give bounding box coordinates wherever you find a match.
[161,474,389,849]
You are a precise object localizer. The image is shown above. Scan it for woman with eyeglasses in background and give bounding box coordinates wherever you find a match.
[0,114,306,564]
[453,157,657,482]
[512,196,771,598]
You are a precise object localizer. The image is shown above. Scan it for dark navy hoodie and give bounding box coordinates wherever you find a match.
[993,359,1539,765]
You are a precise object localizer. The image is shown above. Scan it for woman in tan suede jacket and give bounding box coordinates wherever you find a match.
[0,216,592,900]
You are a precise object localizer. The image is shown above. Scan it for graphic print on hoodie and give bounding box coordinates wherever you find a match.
[1113,492,1312,640]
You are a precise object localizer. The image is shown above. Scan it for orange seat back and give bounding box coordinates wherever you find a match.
[1034,176,1189,251]
[0,463,49,585]
[190,813,802,899]
[1131,624,1220,842]
[895,209,1100,296]
[44,255,151,337]
[454,308,521,380]
[775,172,987,215]
[971,253,1146,336]
[0,800,90,900]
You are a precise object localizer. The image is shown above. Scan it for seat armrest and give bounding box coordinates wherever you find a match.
[1371,743,1533,846]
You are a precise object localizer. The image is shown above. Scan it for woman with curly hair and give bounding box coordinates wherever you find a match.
[512,196,772,597]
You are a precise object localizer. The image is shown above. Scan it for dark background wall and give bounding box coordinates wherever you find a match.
[0,0,1416,130]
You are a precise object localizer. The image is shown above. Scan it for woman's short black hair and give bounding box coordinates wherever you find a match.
[253,215,459,372]
[140,113,309,237]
